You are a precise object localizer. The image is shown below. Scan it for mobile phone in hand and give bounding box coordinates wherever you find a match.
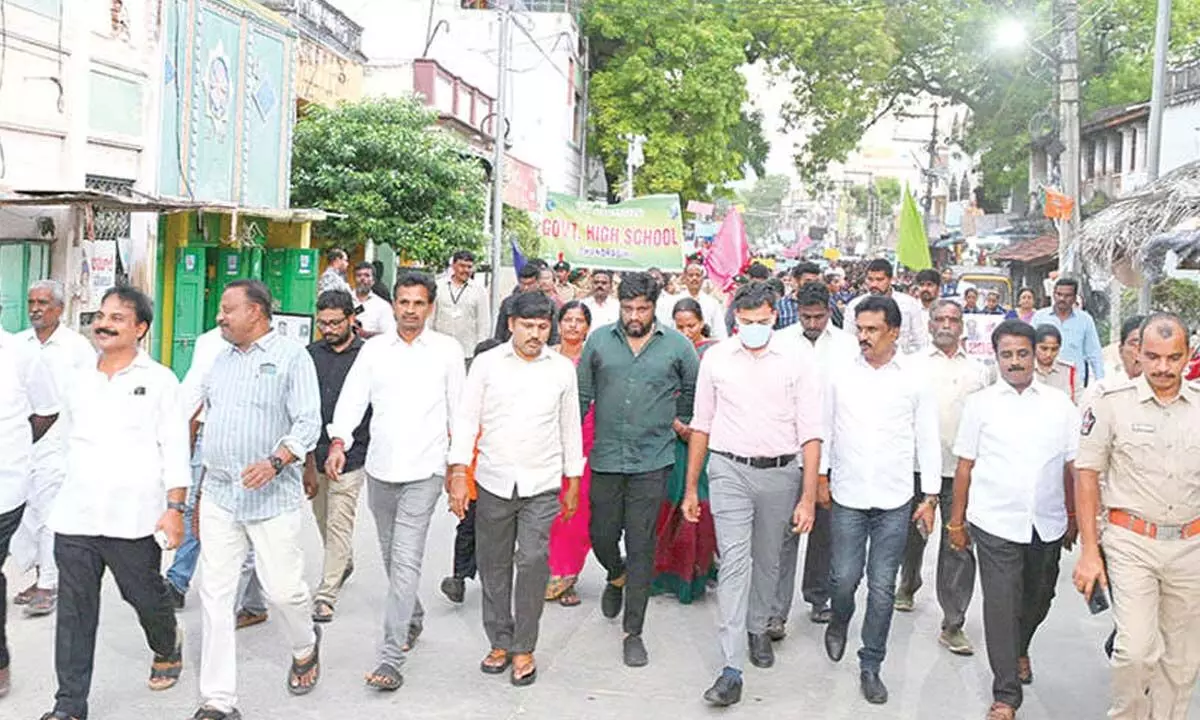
[1087,586,1110,615]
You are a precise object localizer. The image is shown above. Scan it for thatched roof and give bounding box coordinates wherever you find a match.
[1077,160,1200,279]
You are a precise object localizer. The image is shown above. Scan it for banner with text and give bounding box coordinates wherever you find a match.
[536,192,685,271]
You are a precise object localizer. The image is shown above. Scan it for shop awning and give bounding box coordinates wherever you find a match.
[0,189,327,222]
[992,235,1058,263]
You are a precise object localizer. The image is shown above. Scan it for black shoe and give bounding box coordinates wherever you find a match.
[765,616,786,642]
[340,561,355,586]
[824,622,847,662]
[702,673,743,707]
[165,580,186,611]
[809,603,832,624]
[748,632,775,668]
[440,576,465,604]
[1104,627,1116,659]
[623,634,648,667]
[860,669,888,704]
[601,579,624,619]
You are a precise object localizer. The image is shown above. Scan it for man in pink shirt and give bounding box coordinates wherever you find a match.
[682,282,825,706]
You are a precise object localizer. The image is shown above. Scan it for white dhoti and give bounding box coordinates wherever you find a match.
[11,434,65,589]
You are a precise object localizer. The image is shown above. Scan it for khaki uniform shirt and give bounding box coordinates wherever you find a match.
[431,278,490,358]
[1077,376,1200,526]
[1036,360,1076,402]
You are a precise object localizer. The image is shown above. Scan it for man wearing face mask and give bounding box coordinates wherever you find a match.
[683,281,824,706]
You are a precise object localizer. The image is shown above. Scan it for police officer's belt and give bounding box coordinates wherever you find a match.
[711,450,796,470]
[1108,508,1200,541]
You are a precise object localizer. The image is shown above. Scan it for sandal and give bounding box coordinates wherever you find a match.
[14,583,37,605]
[190,707,242,720]
[401,623,422,652]
[480,648,511,674]
[235,609,268,630]
[147,627,184,691]
[312,600,334,624]
[364,663,403,691]
[24,589,57,617]
[558,587,581,607]
[544,576,573,601]
[287,625,321,696]
[510,653,537,687]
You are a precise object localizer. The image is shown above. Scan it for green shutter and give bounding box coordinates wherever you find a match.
[171,246,207,379]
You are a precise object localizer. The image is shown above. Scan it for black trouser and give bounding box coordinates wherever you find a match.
[801,503,832,608]
[452,499,478,580]
[972,524,1062,710]
[898,474,977,631]
[589,467,669,636]
[54,533,178,720]
[0,503,26,669]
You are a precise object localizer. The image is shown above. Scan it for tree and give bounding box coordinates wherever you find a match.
[738,174,791,245]
[290,98,487,268]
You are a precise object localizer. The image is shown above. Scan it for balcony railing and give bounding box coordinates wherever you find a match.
[263,0,364,59]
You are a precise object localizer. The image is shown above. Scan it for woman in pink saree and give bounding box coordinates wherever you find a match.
[545,301,593,606]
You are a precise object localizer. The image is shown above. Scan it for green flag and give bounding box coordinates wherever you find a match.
[896,188,932,270]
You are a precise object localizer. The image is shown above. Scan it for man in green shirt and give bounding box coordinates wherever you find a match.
[578,271,700,668]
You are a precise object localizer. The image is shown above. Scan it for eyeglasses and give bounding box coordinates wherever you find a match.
[315,316,350,330]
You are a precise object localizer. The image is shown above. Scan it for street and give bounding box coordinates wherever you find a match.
[4,499,1198,720]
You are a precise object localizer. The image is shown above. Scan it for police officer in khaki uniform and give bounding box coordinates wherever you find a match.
[1073,313,1200,720]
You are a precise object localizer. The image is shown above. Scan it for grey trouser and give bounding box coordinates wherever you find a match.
[476,486,560,654]
[897,474,976,631]
[709,453,801,670]
[367,475,441,669]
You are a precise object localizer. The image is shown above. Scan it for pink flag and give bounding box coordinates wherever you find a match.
[704,208,749,293]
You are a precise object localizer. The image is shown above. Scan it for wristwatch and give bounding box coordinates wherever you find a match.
[269,456,286,475]
[166,501,187,514]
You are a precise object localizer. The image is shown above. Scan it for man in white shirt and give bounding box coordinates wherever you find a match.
[771,282,858,637]
[318,248,352,296]
[821,295,941,706]
[327,271,465,691]
[448,292,583,687]
[41,286,188,719]
[432,250,490,359]
[581,269,620,334]
[11,280,95,617]
[353,262,397,339]
[656,262,728,339]
[947,319,1080,720]
[0,321,59,698]
[844,258,929,354]
[895,299,991,656]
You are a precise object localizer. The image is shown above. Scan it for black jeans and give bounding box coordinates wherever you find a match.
[897,475,977,631]
[0,503,26,669]
[802,503,833,607]
[54,533,178,720]
[972,524,1062,709]
[589,467,669,636]
[452,499,477,580]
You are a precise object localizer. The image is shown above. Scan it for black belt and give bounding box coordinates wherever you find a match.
[711,449,796,470]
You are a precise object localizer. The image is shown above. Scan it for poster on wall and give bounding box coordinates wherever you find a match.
[272,313,313,347]
[79,240,117,311]
[962,314,1005,367]
[535,192,685,272]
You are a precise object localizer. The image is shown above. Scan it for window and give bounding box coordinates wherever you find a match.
[85,175,134,284]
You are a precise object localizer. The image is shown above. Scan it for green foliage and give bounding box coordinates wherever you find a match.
[290,98,487,268]
[502,205,540,265]
[1122,279,1200,330]
[737,174,790,244]
[875,177,902,211]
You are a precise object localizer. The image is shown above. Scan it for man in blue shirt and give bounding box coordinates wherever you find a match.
[1031,277,1104,384]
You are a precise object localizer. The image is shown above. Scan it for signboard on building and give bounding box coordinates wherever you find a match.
[503,155,541,214]
[80,240,118,311]
[962,313,1004,367]
[536,192,685,271]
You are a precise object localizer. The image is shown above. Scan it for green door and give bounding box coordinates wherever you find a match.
[171,246,206,379]
[0,241,51,332]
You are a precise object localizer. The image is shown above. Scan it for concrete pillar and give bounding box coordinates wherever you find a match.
[1105,132,1120,177]
[1134,122,1148,171]
[1119,127,1134,175]
[1093,137,1105,178]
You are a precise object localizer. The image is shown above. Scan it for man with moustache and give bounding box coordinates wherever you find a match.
[495,265,561,345]
[582,269,621,334]
[770,282,857,639]
[328,271,464,692]
[448,291,583,686]
[578,271,699,667]
[821,295,941,705]
[304,290,372,623]
[1074,313,1200,719]
[946,320,1080,720]
[12,280,95,617]
[845,259,929,353]
[192,280,323,720]
[433,250,490,360]
[894,299,990,658]
[553,261,577,304]
[656,262,727,339]
[0,308,59,699]
[352,263,396,339]
[40,286,187,719]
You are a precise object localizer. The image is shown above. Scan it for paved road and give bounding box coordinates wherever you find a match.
[4,500,1199,719]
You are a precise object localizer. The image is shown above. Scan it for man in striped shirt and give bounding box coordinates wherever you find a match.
[192,279,323,720]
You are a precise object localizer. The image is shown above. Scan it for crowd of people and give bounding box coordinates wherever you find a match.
[0,247,1197,720]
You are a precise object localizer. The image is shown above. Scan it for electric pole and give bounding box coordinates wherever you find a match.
[1139,0,1172,312]
[923,103,939,233]
[624,134,646,200]
[489,4,511,323]
[1058,0,1081,276]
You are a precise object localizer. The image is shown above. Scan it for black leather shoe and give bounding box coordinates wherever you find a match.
[860,669,888,704]
[824,622,847,662]
[623,634,648,667]
[748,633,775,668]
[440,576,465,604]
[164,579,186,611]
[765,616,786,642]
[809,603,832,624]
[601,579,624,619]
[702,673,743,706]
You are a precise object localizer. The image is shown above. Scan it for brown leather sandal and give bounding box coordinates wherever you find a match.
[510,653,537,687]
[480,648,510,674]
